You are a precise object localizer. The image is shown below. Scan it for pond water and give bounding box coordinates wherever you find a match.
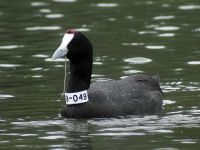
[0,0,200,149]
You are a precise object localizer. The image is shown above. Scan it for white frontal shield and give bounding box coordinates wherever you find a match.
[52,33,74,60]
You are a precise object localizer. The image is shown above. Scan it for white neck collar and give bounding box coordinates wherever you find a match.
[65,90,89,105]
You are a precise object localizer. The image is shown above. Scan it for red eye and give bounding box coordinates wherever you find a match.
[66,29,76,34]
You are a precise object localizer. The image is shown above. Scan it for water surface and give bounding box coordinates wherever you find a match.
[0,0,200,149]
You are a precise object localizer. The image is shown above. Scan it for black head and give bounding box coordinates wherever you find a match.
[52,29,93,62]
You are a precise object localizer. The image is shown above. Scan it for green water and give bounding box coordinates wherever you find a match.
[0,0,200,149]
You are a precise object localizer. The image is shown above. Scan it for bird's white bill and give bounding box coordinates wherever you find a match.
[52,33,74,60]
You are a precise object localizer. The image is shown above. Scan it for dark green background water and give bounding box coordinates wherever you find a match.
[0,0,200,149]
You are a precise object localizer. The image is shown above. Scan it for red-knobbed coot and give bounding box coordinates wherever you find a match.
[52,29,163,118]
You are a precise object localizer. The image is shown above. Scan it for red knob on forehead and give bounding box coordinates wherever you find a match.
[66,29,76,34]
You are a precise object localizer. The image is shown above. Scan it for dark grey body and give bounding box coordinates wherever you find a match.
[61,74,163,118]
[53,31,163,118]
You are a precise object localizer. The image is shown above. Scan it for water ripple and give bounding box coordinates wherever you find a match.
[162,4,171,8]
[75,28,90,32]
[0,141,10,144]
[0,64,21,68]
[32,54,49,58]
[153,15,175,20]
[25,26,61,31]
[122,42,144,46]
[89,112,200,137]
[93,62,103,65]
[0,94,14,99]
[11,120,66,127]
[108,18,116,21]
[20,134,38,137]
[123,70,143,74]
[39,9,51,13]
[0,45,24,49]
[162,82,200,92]
[158,33,175,37]
[155,26,180,31]
[30,2,49,7]
[92,74,105,78]
[139,31,158,35]
[31,67,43,71]
[32,75,43,78]
[94,3,119,7]
[178,5,200,10]
[187,61,200,65]
[173,139,197,144]
[163,100,176,106]
[145,45,166,49]
[124,57,152,64]
[90,132,145,136]
[45,14,64,19]
[38,135,66,140]
[53,0,77,2]
[126,16,134,19]
[45,58,66,62]
[194,28,200,32]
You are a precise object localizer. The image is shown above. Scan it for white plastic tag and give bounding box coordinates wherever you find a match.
[65,90,89,105]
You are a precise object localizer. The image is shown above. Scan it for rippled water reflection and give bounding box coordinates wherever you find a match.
[0,0,200,149]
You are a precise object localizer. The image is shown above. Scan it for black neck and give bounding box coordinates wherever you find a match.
[66,57,93,93]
